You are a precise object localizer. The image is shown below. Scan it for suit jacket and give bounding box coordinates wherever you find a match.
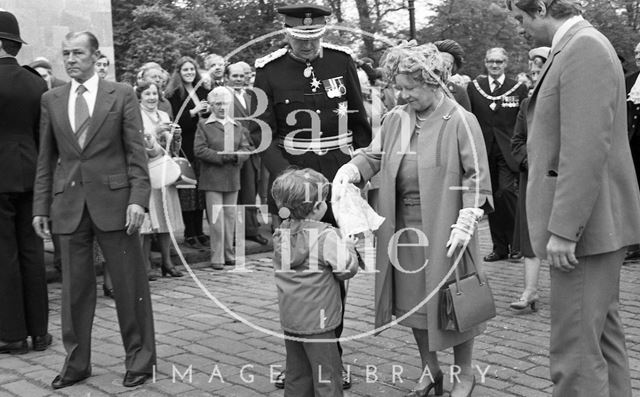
[193,118,253,192]
[0,58,47,193]
[467,75,528,171]
[526,20,640,258]
[625,71,640,139]
[33,79,150,234]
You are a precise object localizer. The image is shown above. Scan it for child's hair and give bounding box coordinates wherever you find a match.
[271,168,330,219]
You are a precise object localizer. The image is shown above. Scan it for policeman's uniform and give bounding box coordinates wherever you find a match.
[252,5,371,223]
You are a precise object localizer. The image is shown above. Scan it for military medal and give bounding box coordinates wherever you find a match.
[322,76,346,99]
[472,79,523,112]
[305,60,321,92]
[310,77,321,91]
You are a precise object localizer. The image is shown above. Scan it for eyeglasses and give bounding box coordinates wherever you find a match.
[485,60,506,65]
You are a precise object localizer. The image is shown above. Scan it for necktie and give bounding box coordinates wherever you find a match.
[492,80,501,93]
[75,85,90,148]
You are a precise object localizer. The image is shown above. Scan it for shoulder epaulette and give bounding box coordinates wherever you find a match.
[255,48,288,69]
[322,43,355,58]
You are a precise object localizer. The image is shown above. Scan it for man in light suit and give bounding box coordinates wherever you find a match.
[32,31,156,389]
[508,1,640,396]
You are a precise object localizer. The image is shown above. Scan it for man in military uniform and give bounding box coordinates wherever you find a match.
[251,3,371,391]
[467,47,528,262]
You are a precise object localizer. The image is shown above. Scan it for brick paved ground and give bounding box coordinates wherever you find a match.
[1,221,639,396]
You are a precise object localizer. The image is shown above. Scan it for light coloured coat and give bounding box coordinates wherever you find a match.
[350,97,493,351]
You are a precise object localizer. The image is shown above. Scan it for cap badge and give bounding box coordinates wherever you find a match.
[303,13,313,25]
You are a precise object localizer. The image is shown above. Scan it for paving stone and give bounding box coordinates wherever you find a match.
[2,381,49,397]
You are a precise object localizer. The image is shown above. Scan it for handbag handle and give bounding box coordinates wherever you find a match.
[450,246,485,296]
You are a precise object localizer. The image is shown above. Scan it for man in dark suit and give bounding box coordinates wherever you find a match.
[227,62,268,246]
[0,9,51,355]
[467,47,528,261]
[509,1,640,395]
[32,31,156,389]
[624,41,640,259]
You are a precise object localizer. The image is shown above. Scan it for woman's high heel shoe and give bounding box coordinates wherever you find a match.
[406,370,443,396]
[161,265,183,277]
[449,376,475,397]
[509,293,539,311]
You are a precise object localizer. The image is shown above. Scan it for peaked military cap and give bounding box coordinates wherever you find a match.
[278,3,331,40]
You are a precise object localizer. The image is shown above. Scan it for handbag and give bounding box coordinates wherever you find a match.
[439,248,496,332]
[148,151,181,189]
[173,157,197,185]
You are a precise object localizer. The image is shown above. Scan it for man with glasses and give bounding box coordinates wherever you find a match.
[508,0,640,396]
[467,47,528,262]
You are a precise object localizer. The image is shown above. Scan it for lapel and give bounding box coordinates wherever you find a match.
[478,76,491,97]
[53,83,82,153]
[243,91,252,112]
[387,105,415,180]
[82,79,116,150]
[531,20,592,100]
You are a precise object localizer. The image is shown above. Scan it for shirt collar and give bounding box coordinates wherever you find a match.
[551,15,584,51]
[205,114,237,126]
[488,74,505,87]
[71,73,99,94]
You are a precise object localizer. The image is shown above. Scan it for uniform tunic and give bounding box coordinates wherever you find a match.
[253,45,372,217]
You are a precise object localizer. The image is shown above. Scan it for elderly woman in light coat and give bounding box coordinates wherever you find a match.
[334,43,493,397]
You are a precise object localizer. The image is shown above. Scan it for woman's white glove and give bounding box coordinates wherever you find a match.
[446,207,484,257]
[332,163,361,201]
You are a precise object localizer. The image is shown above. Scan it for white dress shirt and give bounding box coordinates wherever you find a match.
[68,73,99,131]
[234,88,247,109]
[551,15,584,51]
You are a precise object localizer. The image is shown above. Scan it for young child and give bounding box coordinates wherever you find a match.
[271,168,359,397]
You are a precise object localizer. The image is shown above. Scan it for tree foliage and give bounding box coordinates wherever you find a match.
[417,0,529,78]
[111,0,640,83]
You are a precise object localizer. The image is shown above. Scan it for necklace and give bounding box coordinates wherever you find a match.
[415,93,445,122]
[472,79,522,111]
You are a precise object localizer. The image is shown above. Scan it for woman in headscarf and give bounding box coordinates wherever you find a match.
[334,42,493,397]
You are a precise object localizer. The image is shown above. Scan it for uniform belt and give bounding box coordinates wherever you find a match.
[401,196,421,206]
[279,131,353,153]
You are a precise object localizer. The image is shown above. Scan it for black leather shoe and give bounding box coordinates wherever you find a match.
[274,370,285,389]
[183,237,203,249]
[0,339,28,354]
[32,334,52,351]
[196,235,210,246]
[247,234,269,245]
[483,251,507,262]
[509,251,523,261]
[123,371,151,387]
[224,260,236,267]
[51,373,90,389]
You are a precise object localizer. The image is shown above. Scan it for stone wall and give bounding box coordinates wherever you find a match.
[1,0,114,81]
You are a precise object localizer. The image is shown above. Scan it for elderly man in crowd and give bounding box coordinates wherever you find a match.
[509,1,640,396]
[467,47,528,262]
